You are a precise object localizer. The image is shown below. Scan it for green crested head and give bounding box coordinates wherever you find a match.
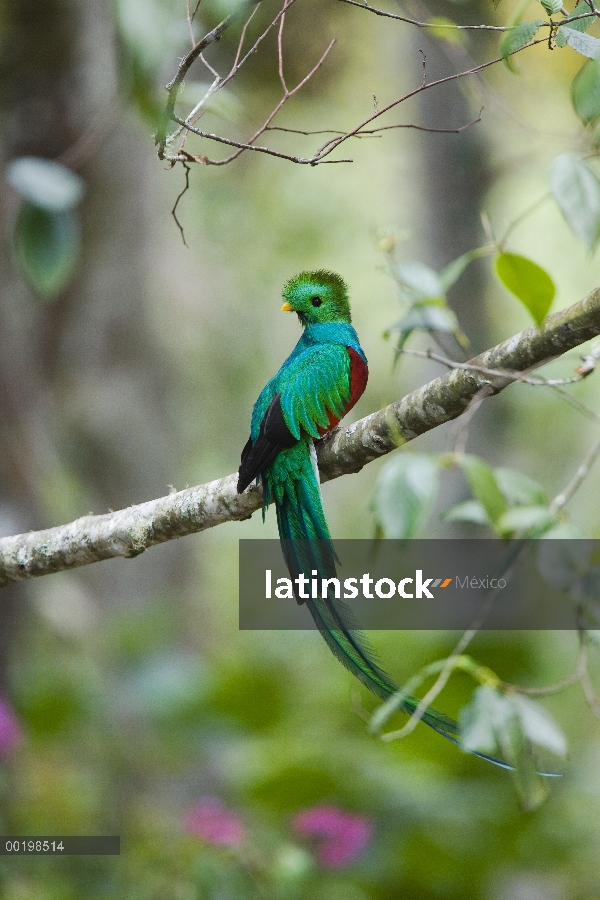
[282,270,351,326]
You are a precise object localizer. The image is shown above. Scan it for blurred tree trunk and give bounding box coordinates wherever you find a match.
[415,13,494,352]
[0,0,185,683]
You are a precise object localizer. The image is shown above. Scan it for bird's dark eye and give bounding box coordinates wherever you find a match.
[311,296,322,307]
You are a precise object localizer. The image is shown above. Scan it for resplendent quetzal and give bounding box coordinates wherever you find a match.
[237,270,509,769]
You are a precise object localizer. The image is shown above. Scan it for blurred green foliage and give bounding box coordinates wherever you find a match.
[2,0,600,897]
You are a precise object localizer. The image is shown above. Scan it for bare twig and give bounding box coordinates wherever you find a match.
[338,0,512,29]
[581,670,600,718]
[551,434,600,512]
[278,8,288,93]
[500,194,553,248]
[338,0,600,29]
[546,385,600,425]
[159,0,587,173]
[502,641,588,697]
[450,385,495,456]
[266,111,483,136]
[401,344,600,387]
[164,0,300,157]
[381,576,514,741]
[161,0,548,169]
[156,0,263,156]
[171,161,191,246]
[169,39,341,167]
[306,39,547,163]
[186,0,203,44]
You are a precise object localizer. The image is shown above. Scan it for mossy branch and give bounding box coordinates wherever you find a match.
[1,287,599,587]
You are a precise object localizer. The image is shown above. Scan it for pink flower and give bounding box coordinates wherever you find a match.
[292,805,372,868]
[0,697,22,756]
[184,797,246,848]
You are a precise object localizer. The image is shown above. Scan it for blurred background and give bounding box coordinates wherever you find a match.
[1,0,600,897]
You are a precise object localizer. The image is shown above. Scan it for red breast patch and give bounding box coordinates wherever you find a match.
[317,346,369,437]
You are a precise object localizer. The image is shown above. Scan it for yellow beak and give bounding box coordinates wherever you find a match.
[281,302,293,312]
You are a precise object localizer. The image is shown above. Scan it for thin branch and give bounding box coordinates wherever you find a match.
[266,110,483,137]
[198,54,221,81]
[581,670,600,718]
[502,641,588,697]
[358,113,484,135]
[338,0,600,29]
[186,0,203,44]
[162,0,579,171]
[0,288,600,587]
[277,9,288,93]
[449,385,495,456]
[171,161,191,246]
[165,0,299,155]
[381,576,515,741]
[232,3,261,69]
[546,385,600,424]
[338,0,512,29]
[308,37,548,162]
[500,193,553,248]
[401,343,600,387]
[163,2,544,168]
[169,38,340,167]
[551,434,600,512]
[156,0,263,157]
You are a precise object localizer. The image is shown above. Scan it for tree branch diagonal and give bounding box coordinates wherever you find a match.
[1,288,599,587]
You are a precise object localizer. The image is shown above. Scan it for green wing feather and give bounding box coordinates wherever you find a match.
[275,344,351,440]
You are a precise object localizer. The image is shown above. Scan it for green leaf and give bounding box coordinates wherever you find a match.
[550,153,600,247]
[540,0,562,15]
[391,302,463,355]
[371,453,440,539]
[461,456,508,528]
[460,686,509,755]
[511,695,567,757]
[13,203,80,300]
[559,26,600,57]
[509,741,550,811]
[6,157,84,212]
[501,20,544,61]
[495,252,555,324]
[391,303,459,334]
[572,58,600,125]
[438,249,479,292]
[461,688,560,810]
[494,468,548,506]
[496,505,557,536]
[443,499,490,525]
[566,0,597,32]
[392,261,444,300]
[540,522,587,539]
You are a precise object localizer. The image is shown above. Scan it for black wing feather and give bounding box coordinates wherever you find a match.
[237,394,298,493]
